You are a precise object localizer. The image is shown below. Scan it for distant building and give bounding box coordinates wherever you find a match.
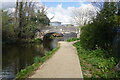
[64,24,74,27]
[50,21,62,26]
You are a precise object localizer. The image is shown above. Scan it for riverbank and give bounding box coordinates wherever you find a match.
[2,38,43,44]
[29,41,83,78]
[15,44,60,79]
[74,41,120,79]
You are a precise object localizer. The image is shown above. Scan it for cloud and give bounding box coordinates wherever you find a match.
[2,1,99,25]
[1,0,42,9]
[47,4,74,24]
[2,2,16,9]
[47,3,98,25]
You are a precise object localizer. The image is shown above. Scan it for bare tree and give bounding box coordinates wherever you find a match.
[72,4,99,27]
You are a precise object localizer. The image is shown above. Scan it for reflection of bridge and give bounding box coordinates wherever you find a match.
[35,26,80,39]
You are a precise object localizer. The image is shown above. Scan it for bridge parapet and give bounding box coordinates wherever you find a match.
[35,26,80,39]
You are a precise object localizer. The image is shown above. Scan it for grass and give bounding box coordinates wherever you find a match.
[15,44,60,79]
[74,41,120,79]
[67,37,80,42]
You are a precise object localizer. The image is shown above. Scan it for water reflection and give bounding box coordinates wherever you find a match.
[2,32,77,79]
[43,39,58,51]
[63,33,77,41]
[2,44,45,79]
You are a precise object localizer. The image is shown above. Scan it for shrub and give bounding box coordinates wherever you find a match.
[32,38,42,43]
[80,24,96,50]
[80,23,115,50]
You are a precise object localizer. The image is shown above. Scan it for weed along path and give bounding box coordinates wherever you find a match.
[29,41,83,78]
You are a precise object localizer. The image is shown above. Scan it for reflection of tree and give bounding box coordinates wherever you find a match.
[43,33,53,51]
[43,40,52,51]
[2,44,44,76]
[35,44,45,56]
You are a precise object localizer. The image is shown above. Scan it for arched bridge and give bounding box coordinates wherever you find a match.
[35,26,80,39]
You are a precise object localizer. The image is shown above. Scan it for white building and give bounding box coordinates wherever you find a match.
[50,21,62,26]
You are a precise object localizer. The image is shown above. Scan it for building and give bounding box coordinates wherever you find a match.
[63,24,74,27]
[50,21,62,26]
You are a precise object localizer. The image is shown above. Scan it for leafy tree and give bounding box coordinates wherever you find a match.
[16,2,50,39]
[80,2,117,50]
[2,11,15,41]
[2,1,50,42]
[17,2,25,38]
[80,2,120,71]
[31,7,50,29]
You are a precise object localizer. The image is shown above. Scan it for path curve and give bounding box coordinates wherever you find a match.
[29,41,83,78]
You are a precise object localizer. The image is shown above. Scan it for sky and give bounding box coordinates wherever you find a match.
[43,2,97,24]
[43,2,90,8]
[1,1,98,24]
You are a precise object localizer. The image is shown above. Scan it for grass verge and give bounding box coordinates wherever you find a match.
[67,37,80,42]
[15,44,60,79]
[74,41,120,79]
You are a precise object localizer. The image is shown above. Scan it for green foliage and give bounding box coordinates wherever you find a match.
[16,44,60,79]
[2,2,50,42]
[35,9,50,26]
[16,63,40,78]
[74,42,90,54]
[31,38,43,43]
[67,37,80,42]
[21,21,36,39]
[80,2,118,50]
[74,42,120,78]
[80,24,96,50]
[2,11,16,41]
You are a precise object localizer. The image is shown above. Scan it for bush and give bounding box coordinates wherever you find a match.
[80,24,96,50]
[32,38,43,43]
[67,37,80,42]
[80,23,115,50]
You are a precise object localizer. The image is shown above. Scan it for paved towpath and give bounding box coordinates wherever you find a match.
[29,41,83,78]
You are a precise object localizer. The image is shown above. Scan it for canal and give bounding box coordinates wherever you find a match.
[2,32,77,79]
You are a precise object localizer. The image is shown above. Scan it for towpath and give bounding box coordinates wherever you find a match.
[29,41,83,78]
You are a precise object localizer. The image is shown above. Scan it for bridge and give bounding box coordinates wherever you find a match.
[35,26,80,39]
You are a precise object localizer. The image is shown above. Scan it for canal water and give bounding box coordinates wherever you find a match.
[2,33,77,79]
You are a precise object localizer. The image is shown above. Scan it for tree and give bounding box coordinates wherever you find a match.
[18,2,25,38]
[2,1,50,41]
[72,4,98,26]
[14,1,50,39]
[2,11,15,41]
[80,2,117,50]
[79,2,120,71]
[36,7,50,26]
